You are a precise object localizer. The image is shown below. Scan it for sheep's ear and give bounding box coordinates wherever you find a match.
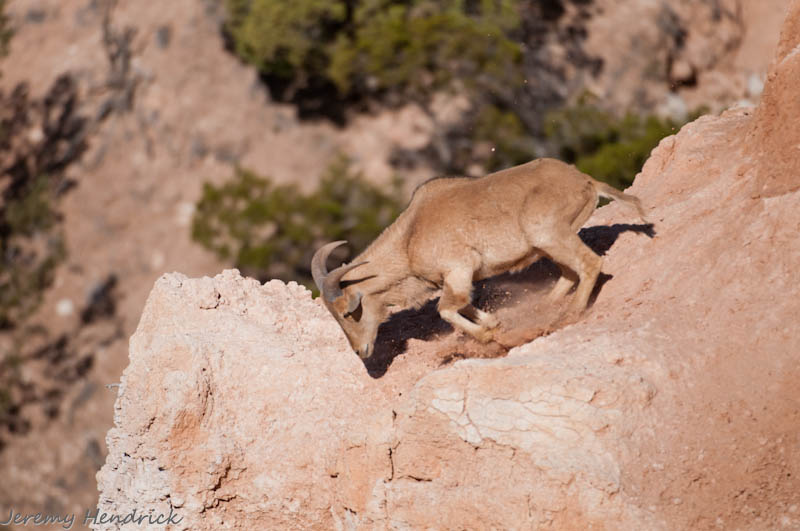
[345,291,363,315]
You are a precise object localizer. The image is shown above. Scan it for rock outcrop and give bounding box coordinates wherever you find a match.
[95,3,800,530]
[585,0,790,115]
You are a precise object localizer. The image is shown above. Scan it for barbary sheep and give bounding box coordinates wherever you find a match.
[312,158,646,359]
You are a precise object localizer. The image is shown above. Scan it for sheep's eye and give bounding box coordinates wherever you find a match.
[343,304,363,322]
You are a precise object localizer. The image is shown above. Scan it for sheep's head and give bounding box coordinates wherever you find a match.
[312,241,386,359]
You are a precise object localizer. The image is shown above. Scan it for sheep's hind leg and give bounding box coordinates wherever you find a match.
[530,230,603,314]
[547,265,577,302]
[438,269,494,343]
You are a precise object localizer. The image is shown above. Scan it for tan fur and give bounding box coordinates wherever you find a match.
[317,158,646,358]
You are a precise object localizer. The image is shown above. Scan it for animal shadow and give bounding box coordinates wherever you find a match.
[363,300,451,377]
[363,222,655,378]
[579,223,655,255]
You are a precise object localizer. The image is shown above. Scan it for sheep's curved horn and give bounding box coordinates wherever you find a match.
[311,241,368,302]
[312,241,346,292]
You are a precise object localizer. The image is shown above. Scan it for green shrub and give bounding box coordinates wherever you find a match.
[0,0,11,61]
[0,175,66,329]
[571,115,678,190]
[224,0,347,82]
[328,0,521,97]
[0,74,87,329]
[223,0,521,100]
[192,156,404,288]
[544,100,690,189]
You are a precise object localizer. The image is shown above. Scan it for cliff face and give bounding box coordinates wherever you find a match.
[94,4,800,529]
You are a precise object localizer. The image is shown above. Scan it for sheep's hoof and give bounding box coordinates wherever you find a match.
[473,327,494,344]
[554,304,587,328]
[481,314,500,330]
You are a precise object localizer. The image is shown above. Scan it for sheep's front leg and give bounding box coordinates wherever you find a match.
[438,269,495,343]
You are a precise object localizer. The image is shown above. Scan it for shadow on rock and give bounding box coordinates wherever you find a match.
[363,299,452,378]
[579,223,656,255]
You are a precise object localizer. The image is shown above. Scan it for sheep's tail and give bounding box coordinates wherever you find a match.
[594,181,648,222]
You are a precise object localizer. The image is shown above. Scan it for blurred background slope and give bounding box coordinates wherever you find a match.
[0,0,788,526]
